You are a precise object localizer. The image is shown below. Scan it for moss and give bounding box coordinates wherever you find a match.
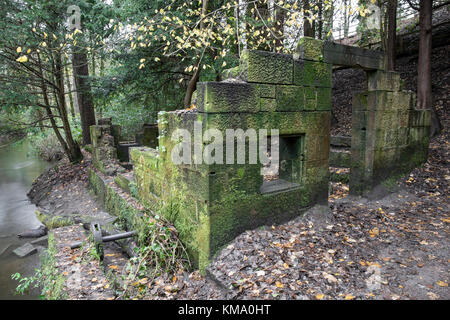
[294,60,332,87]
[381,177,398,192]
[221,66,241,79]
[240,49,293,84]
[330,172,350,184]
[36,211,73,229]
[296,37,324,61]
[40,233,67,299]
[197,82,259,113]
[114,174,131,193]
[83,144,93,154]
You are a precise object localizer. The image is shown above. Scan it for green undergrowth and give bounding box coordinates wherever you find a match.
[88,168,190,299]
[116,210,191,299]
[36,210,73,229]
[11,233,67,300]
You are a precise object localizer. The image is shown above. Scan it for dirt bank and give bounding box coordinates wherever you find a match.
[0,131,26,147]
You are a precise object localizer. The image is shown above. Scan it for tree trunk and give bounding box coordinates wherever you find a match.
[417,0,441,136]
[323,1,334,40]
[343,0,349,38]
[37,53,81,162]
[303,0,314,37]
[317,0,323,39]
[72,49,96,145]
[387,0,397,70]
[274,5,285,51]
[55,53,82,162]
[64,61,75,118]
[183,0,209,107]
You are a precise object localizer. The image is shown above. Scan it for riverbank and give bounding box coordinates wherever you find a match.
[0,131,26,148]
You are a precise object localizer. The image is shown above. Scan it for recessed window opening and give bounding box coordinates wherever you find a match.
[260,134,304,195]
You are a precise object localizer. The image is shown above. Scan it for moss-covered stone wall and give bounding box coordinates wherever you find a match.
[90,122,121,174]
[88,37,431,272]
[349,70,431,195]
[129,45,332,271]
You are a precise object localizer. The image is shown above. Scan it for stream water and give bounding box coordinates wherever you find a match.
[0,138,52,299]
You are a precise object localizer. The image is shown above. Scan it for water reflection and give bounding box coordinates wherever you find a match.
[0,139,52,299]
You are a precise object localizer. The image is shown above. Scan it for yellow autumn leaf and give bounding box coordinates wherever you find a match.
[316,293,324,300]
[16,47,22,53]
[139,278,149,284]
[16,55,28,63]
[436,281,448,287]
[345,294,355,300]
[275,281,284,288]
[108,265,118,270]
[369,227,379,237]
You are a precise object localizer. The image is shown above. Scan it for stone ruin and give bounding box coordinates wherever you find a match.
[88,37,431,271]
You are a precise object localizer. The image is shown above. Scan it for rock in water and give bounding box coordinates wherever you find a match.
[17,225,48,238]
[30,235,48,246]
[0,244,12,257]
[13,243,37,258]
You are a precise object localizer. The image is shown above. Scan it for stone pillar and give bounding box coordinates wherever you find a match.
[90,119,121,175]
[349,70,430,195]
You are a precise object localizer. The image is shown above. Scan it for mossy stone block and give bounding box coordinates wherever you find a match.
[329,150,351,167]
[409,109,431,127]
[322,41,387,70]
[276,85,304,111]
[197,82,259,113]
[293,59,332,87]
[260,98,277,112]
[294,37,324,62]
[240,50,293,84]
[257,84,276,98]
[367,70,402,91]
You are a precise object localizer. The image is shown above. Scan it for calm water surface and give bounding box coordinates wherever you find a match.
[0,139,51,299]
